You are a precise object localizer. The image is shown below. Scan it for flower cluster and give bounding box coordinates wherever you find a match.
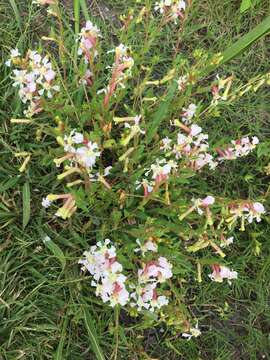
[41,130,103,219]
[173,124,218,170]
[179,195,215,225]
[79,240,129,307]
[136,122,220,197]
[162,123,218,171]
[227,201,265,230]
[159,120,260,175]
[131,245,173,311]
[154,0,186,24]
[79,238,173,312]
[55,130,101,173]
[102,44,134,107]
[6,49,59,117]
[217,136,259,160]
[77,20,101,63]
[136,158,178,196]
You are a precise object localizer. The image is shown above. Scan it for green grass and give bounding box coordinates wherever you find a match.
[1,0,270,359]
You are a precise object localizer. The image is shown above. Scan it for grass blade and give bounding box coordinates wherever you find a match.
[221,15,270,64]
[74,0,80,34]
[43,238,66,270]
[240,0,252,13]
[53,315,69,360]
[8,0,22,29]
[79,0,90,21]
[202,15,270,77]
[22,182,30,229]
[0,177,19,192]
[83,307,105,360]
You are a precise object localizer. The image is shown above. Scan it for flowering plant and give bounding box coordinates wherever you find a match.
[5,0,269,348]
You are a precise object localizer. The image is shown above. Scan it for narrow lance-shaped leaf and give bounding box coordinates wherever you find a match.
[83,308,105,360]
[53,315,69,360]
[80,0,90,21]
[43,237,66,270]
[74,0,80,34]
[8,0,22,30]
[202,15,270,77]
[22,182,30,229]
[221,15,270,64]
[146,80,178,144]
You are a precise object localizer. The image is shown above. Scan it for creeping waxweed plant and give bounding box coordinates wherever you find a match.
[6,0,270,339]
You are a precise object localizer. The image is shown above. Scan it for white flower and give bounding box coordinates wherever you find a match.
[177,75,188,91]
[220,236,234,248]
[104,166,112,177]
[11,48,20,58]
[191,196,215,216]
[176,0,185,10]
[252,136,259,145]
[43,235,51,242]
[75,141,100,169]
[201,195,215,206]
[42,197,52,208]
[190,124,202,137]
[147,158,177,183]
[253,202,265,214]
[72,132,84,144]
[124,115,145,138]
[182,322,201,340]
[135,178,154,196]
[134,239,158,256]
[5,48,21,67]
[182,103,197,124]
[160,137,172,151]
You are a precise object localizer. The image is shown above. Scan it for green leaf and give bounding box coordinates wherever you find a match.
[146,81,178,144]
[22,182,30,229]
[74,0,80,34]
[221,15,270,65]
[43,238,66,270]
[54,315,69,360]
[80,0,90,20]
[8,0,21,29]
[240,0,252,13]
[0,177,19,192]
[203,15,270,76]
[83,308,105,360]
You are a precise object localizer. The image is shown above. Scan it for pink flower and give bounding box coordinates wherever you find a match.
[209,264,238,283]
